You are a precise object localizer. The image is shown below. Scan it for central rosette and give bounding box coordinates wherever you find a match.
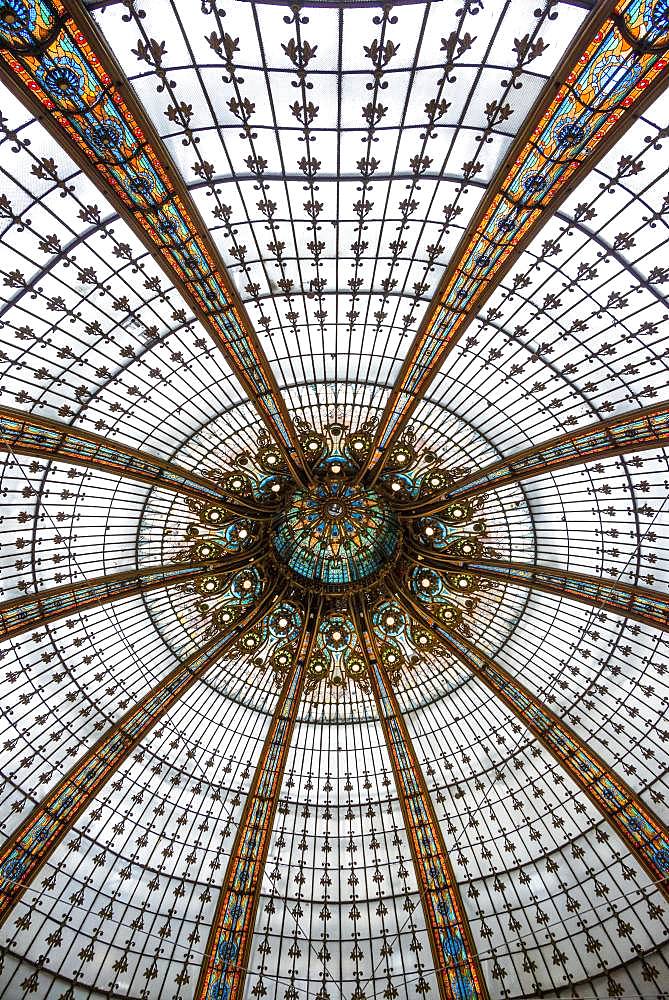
[272,478,400,593]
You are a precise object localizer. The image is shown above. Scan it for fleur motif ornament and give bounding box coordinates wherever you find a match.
[176,421,492,695]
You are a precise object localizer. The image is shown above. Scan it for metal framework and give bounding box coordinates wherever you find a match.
[0,0,667,994]
[0,545,264,640]
[401,399,669,515]
[395,580,669,898]
[0,0,309,480]
[0,562,202,640]
[356,601,489,1000]
[194,600,321,1000]
[409,547,669,633]
[0,405,269,517]
[362,0,669,478]
[0,585,281,925]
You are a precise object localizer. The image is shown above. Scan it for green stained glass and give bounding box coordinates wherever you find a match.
[272,480,399,592]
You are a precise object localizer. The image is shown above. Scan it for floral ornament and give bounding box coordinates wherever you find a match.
[177,498,263,564]
[307,610,368,692]
[172,420,493,689]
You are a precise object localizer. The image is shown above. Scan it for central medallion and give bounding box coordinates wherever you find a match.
[272,478,400,593]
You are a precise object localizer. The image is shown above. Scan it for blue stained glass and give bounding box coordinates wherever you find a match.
[272,480,399,591]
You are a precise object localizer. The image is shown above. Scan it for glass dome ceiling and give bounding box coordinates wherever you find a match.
[272,479,400,592]
[0,0,668,998]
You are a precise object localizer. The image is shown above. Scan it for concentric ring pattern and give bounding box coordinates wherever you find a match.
[273,481,399,590]
[0,1,668,999]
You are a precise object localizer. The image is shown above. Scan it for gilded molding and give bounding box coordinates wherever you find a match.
[194,600,321,1000]
[365,0,669,474]
[0,0,308,478]
[397,583,669,897]
[411,549,669,632]
[357,603,490,1000]
[403,400,669,515]
[0,405,269,518]
[0,587,279,924]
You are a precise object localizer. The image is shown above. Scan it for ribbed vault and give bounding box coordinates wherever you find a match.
[0,1,668,999]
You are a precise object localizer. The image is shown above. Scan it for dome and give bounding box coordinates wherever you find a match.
[272,478,400,592]
[0,1,668,999]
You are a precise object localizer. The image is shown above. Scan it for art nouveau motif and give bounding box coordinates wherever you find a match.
[0,405,265,515]
[358,605,489,1000]
[195,602,320,1000]
[0,585,277,924]
[273,480,400,591]
[0,0,668,995]
[415,553,669,632]
[398,585,669,896]
[0,0,307,475]
[0,561,206,639]
[365,0,669,472]
[403,399,669,514]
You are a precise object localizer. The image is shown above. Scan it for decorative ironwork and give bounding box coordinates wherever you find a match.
[363,0,669,475]
[194,599,321,1000]
[0,561,204,640]
[307,606,369,690]
[403,399,669,514]
[0,0,308,478]
[411,547,669,632]
[3,400,665,988]
[0,405,269,517]
[0,585,279,925]
[0,0,668,994]
[356,602,489,1000]
[396,582,669,898]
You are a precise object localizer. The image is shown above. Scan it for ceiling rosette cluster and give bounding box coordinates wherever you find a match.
[0,0,668,999]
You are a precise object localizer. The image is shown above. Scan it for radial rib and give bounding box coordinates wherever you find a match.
[409,547,669,632]
[0,0,308,480]
[0,545,262,641]
[363,2,669,477]
[395,582,669,898]
[194,599,322,1000]
[354,601,490,1000]
[0,585,280,925]
[405,399,669,515]
[0,405,272,518]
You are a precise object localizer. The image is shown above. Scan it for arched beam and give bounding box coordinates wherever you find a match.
[398,399,669,515]
[0,584,281,925]
[353,601,489,1000]
[393,580,669,898]
[194,599,322,1000]
[408,546,669,633]
[0,405,274,519]
[362,1,669,479]
[0,0,309,482]
[0,544,263,641]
